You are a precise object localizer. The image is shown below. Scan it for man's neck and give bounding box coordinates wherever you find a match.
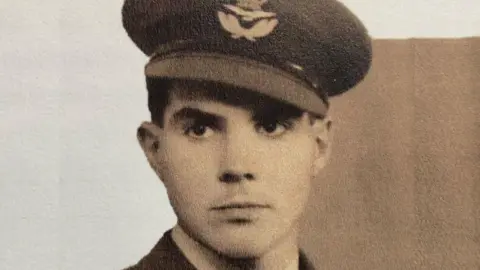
[171,225,300,270]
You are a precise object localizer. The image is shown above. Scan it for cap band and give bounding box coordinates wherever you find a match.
[145,52,329,116]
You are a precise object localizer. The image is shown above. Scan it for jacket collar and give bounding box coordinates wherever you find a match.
[126,230,315,270]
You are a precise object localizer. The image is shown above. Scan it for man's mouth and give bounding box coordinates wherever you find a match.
[211,202,270,210]
[211,202,271,223]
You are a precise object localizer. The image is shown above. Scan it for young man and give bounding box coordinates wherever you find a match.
[121,0,372,269]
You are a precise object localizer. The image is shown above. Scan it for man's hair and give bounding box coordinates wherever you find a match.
[146,78,171,127]
[146,77,325,128]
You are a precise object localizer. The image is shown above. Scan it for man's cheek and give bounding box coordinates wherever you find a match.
[167,159,217,199]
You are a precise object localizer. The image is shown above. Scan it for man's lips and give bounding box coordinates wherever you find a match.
[211,202,270,222]
[211,202,270,210]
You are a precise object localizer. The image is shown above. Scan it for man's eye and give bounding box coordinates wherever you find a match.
[184,124,214,138]
[257,121,291,137]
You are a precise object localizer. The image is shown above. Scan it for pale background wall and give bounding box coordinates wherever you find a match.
[0,1,478,269]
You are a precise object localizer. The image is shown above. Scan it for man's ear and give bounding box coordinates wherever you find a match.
[137,121,164,177]
[311,115,333,174]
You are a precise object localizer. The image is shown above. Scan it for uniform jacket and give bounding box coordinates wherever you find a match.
[123,230,315,270]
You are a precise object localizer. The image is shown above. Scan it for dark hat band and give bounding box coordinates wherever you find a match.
[149,38,329,100]
[145,51,329,116]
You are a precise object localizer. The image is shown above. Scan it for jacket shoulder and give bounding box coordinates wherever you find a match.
[120,230,196,270]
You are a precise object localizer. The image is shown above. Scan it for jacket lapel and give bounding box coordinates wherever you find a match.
[299,250,316,270]
[123,230,196,270]
[125,230,316,270]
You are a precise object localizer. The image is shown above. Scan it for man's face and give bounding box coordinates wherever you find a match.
[139,82,331,258]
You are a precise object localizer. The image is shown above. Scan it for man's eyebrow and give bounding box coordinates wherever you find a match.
[169,107,224,125]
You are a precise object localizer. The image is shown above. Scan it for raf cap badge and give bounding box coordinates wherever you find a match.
[217,0,279,41]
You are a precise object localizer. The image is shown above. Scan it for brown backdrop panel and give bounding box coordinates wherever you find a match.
[300,38,480,270]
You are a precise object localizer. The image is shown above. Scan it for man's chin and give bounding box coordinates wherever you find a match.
[210,242,270,259]
[204,232,276,259]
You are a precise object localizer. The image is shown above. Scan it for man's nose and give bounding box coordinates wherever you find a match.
[219,171,255,183]
[218,131,256,183]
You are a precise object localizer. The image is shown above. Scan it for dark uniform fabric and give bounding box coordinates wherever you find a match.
[123,230,316,270]
[121,0,372,117]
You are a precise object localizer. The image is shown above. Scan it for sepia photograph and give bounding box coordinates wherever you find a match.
[1,0,479,269]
